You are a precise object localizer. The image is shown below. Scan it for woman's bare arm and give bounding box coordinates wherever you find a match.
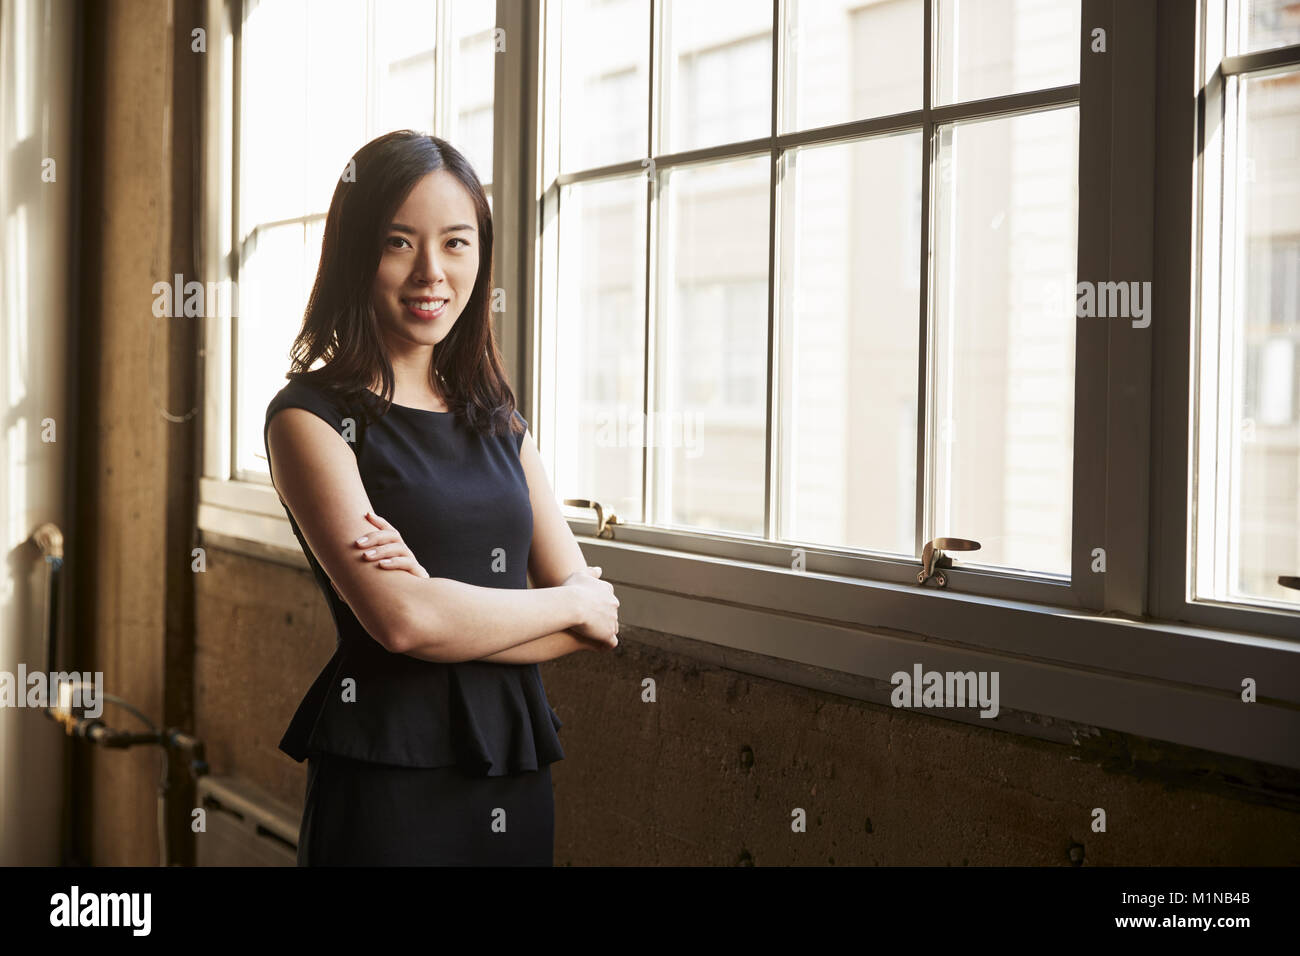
[518,428,600,592]
[267,407,587,661]
[463,428,617,666]
[473,629,597,664]
[326,551,595,665]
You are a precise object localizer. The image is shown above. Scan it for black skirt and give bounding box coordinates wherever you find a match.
[298,752,555,866]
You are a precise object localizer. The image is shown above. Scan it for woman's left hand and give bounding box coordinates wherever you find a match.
[353,510,430,578]
[327,512,427,605]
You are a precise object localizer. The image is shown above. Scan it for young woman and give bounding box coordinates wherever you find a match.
[264,130,620,866]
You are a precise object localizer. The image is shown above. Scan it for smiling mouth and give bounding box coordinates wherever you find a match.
[402,297,449,320]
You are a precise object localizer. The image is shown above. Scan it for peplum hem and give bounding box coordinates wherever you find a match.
[278,638,565,776]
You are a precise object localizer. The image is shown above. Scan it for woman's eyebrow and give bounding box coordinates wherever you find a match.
[389,222,476,235]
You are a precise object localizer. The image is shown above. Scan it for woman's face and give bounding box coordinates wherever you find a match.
[371,169,480,351]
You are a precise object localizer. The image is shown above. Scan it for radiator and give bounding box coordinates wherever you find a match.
[195,775,300,866]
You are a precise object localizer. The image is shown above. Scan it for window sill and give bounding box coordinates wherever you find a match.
[571,522,1300,772]
[197,478,306,570]
[194,481,1300,771]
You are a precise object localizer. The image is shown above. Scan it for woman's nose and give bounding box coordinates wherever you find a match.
[413,245,446,284]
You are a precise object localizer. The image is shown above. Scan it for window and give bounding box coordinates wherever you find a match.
[201,0,498,498]
[1193,0,1300,614]
[541,0,1087,600]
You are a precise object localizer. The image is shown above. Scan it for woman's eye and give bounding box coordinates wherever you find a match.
[448,237,469,249]
[386,235,411,249]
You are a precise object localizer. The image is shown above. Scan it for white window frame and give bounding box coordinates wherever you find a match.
[197,0,1300,771]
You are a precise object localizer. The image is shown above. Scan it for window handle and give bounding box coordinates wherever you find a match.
[565,499,623,539]
[1279,576,1300,592]
[917,537,981,588]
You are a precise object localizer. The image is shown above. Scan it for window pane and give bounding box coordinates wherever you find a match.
[780,132,922,554]
[235,221,323,478]
[662,0,772,153]
[1238,0,1300,54]
[240,0,366,232]
[558,0,649,172]
[304,0,367,213]
[1195,69,1300,608]
[240,0,310,229]
[934,0,1080,106]
[781,0,922,134]
[656,155,769,534]
[449,0,496,184]
[930,106,1079,575]
[376,0,438,134]
[554,177,648,525]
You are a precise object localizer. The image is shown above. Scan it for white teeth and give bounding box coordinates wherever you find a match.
[408,299,447,312]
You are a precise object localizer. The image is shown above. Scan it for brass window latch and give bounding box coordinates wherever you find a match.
[917,537,981,588]
[564,499,622,539]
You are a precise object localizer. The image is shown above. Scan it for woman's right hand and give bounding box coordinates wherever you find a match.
[563,566,619,647]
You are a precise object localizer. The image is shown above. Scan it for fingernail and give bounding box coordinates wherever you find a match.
[365,549,376,557]
[380,559,390,565]
[357,536,368,544]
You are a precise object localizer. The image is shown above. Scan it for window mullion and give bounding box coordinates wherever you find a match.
[644,0,660,527]
[765,0,778,542]
[1073,0,1115,613]
[914,0,933,563]
[228,0,244,485]
[1102,0,1158,617]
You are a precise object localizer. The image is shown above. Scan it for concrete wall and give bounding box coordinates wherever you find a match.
[71,0,201,866]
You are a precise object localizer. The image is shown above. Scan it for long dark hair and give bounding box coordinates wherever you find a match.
[285,130,520,440]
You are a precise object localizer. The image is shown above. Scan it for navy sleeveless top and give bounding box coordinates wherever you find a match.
[263,373,564,776]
